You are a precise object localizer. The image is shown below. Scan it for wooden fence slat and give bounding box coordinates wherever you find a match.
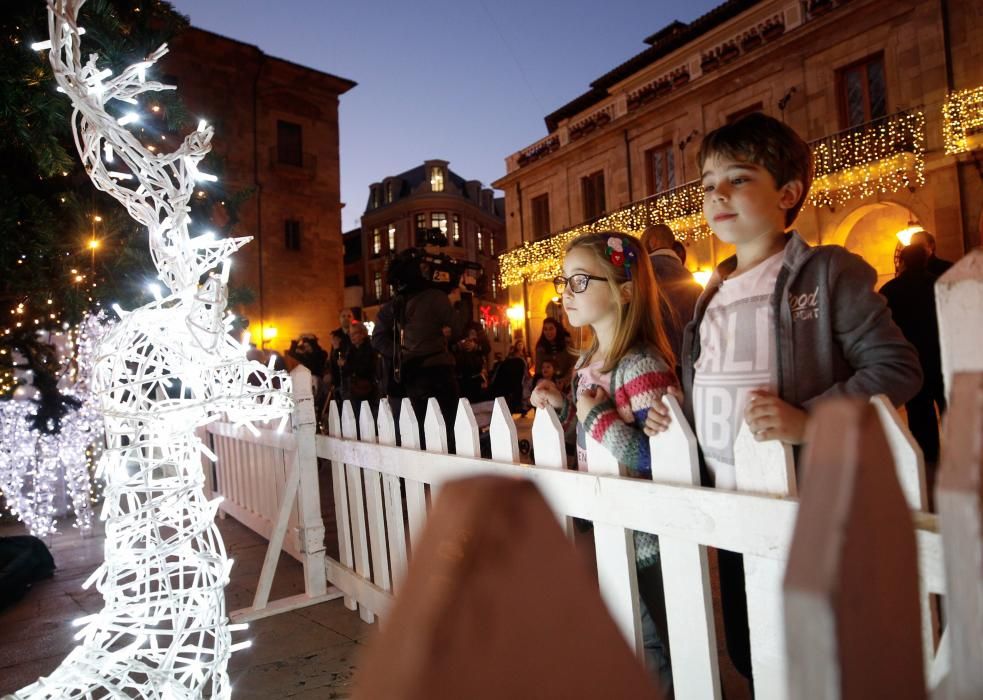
[531,406,573,534]
[870,394,936,677]
[936,372,983,699]
[733,420,796,699]
[870,395,928,511]
[935,250,983,401]
[377,400,409,592]
[784,398,924,699]
[328,401,356,611]
[342,401,375,624]
[649,396,721,700]
[454,398,481,459]
[586,433,643,658]
[359,401,392,600]
[399,397,429,554]
[424,398,450,506]
[490,397,520,464]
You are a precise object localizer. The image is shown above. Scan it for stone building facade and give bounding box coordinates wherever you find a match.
[493,0,983,343]
[163,27,356,350]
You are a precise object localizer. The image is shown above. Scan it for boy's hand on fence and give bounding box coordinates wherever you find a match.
[744,390,807,444]
[530,380,564,410]
[643,386,683,435]
[576,385,609,423]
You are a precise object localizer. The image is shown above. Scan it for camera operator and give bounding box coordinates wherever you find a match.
[372,230,472,436]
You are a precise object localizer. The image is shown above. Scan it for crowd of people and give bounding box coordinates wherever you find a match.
[273,111,957,694]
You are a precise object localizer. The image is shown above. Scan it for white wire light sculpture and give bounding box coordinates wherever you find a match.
[0,315,109,538]
[13,1,293,697]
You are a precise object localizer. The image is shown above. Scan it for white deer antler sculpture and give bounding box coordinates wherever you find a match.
[12,2,293,697]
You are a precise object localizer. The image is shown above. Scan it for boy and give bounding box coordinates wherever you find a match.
[644,112,922,685]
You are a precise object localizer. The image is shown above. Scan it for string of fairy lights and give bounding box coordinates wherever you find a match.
[0,314,111,537]
[943,85,983,155]
[500,107,944,287]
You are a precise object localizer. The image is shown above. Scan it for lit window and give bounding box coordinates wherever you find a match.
[373,228,381,255]
[432,212,448,236]
[385,182,394,203]
[388,224,396,251]
[477,229,483,252]
[430,166,444,192]
[416,213,426,231]
[452,214,461,243]
[374,271,383,300]
[491,277,497,297]
[489,235,495,255]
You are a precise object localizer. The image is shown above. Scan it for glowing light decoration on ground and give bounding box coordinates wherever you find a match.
[13,2,293,697]
[0,315,109,538]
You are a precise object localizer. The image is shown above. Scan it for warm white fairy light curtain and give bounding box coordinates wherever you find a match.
[0,315,109,538]
[13,1,293,697]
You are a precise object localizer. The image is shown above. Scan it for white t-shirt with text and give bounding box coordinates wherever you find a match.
[693,251,784,489]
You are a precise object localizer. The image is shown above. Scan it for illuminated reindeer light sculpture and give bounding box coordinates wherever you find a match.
[14,2,293,697]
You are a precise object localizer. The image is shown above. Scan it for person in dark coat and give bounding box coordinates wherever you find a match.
[911,230,954,278]
[640,224,702,371]
[880,244,945,471]
[339,322,378,413]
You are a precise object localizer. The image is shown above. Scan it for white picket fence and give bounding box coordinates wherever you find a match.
[200,250,983,698]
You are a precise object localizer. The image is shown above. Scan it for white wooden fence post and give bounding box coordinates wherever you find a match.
[327,401,356,612]
[585,434,644,658]
[936,372,983,699]
[289,366,327,598]
[935,249,983,401]
[784,398,924,698]
[870,394,936,677]
[490,397,521,464]
[359,402,392,600]
[531,406,573,534]
[342,400,374,624]
[733,421,797,699]
[398,398,428,554]
[454,398,481,461]
[377,399,409,592]
[424,398,449,505]
[649,396,721,700]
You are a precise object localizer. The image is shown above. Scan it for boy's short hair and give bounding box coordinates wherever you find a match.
[699,112,814,227]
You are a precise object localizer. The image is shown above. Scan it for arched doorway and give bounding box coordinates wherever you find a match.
[830,202,920,289]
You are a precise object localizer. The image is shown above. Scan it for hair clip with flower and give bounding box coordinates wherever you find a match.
[606,236,638,279]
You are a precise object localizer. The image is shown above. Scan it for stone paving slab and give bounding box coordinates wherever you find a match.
[0,516,370,698]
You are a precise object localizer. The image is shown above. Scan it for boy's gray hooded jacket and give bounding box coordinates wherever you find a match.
[681,231,923,423]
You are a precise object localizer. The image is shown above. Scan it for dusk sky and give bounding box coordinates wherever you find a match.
[168,0,723,231]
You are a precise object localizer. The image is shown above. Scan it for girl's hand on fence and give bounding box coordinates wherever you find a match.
[744,390,807,444]
[643,386,683,435]
[576,385,608,423]
[530,380,564,410]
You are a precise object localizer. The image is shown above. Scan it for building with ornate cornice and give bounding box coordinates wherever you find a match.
[494,0,982,344]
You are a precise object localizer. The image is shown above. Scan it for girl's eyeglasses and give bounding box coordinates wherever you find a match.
[553,274,607,294]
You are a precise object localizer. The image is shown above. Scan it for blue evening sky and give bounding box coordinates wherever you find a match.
[168,0,722,231]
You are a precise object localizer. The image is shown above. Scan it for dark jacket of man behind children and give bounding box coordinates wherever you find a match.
[642,225,702,370]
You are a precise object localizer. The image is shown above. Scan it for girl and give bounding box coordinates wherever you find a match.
[530,231,677,689]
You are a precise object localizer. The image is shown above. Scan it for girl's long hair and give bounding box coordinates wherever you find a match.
[564,231,675,374]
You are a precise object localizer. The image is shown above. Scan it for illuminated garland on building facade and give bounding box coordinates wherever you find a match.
[500,109,928,287]
[942,84,983,155]
[500,181,710,287]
